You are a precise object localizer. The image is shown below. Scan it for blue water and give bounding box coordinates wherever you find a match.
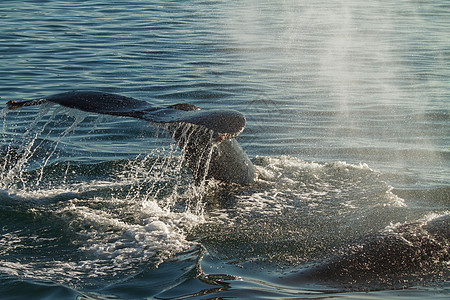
[0,0,449,299]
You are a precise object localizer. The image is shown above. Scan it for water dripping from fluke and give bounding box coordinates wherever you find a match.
[5,90,255,187]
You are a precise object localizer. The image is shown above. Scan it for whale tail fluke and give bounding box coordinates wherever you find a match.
[7,99,47,110]
[5,91,255,185]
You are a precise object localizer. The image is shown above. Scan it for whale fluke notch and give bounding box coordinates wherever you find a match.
[6,91,255,185]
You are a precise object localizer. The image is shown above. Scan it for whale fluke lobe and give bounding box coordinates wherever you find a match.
[7,99,47,110]
[6,91,255,185]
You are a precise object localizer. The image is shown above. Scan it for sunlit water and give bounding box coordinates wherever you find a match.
[0,1,449,299]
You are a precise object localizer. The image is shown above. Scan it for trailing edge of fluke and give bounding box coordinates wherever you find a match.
[7,91,255,185]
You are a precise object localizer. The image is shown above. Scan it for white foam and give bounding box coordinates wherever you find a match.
[0,146,207,286]
[0,188,205,286]
[384,211,450,233]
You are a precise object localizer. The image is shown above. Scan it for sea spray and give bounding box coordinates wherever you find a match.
[0,101,219,288]
[1,103,55,189]
[1,102,216,205]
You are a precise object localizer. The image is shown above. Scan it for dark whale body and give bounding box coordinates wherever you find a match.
[7,91,255,185]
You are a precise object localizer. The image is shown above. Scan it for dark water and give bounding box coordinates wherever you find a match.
[0,0,449,299]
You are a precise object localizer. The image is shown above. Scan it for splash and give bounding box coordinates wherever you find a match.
[0,104,216,288]
[1,103,215,204]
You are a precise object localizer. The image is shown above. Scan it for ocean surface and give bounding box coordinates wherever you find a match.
[0,0,449,299]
